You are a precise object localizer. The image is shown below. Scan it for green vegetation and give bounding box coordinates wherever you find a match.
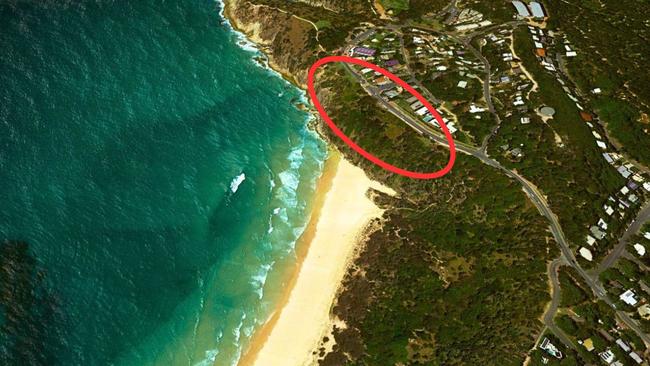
[399,0,447,21]
[488,27,625,260]
[545,0,650,167]
[315,64,554,366]
[558,268,590,307]
[314,20,331,30]
[380,0,409,14]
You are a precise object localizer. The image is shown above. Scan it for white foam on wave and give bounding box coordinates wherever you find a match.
[229,172,245,193]
[250,262,273,299]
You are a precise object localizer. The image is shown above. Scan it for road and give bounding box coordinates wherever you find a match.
[540,258,575,349]
[595,201,650,275]
[343,25,650,345]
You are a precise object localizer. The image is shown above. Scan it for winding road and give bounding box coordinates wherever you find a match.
[341,25,650,346]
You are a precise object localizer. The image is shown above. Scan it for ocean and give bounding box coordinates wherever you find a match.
[0,1,326,365]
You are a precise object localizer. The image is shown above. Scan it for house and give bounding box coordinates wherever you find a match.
[596,140,607,149]
[410,101,423,110]
[617,166,632,178]
[586,235,596,246]
[590,226,606,240]
[521,117,531,124]
[615,339,631,352]
[535,48,547,57]
[638,304,650,320]
[579,247,593,261]
[633,243,646,256]
[385,59,399,67]
[604,205,614,216]
[352,46,376,57]
[597,218,608,231]
[566,51,577,57]
[629,352,643,364]
[457,80,468,88]
[540,338,563,359]
[529,1,547,18]
[603,153,614,164]
[512,0,532,17]
[599,349,615,364]
[469,104,485,113]
[415,106,429,116]
[620,289,639,306]
[580,111,593,122]
[581,338,595,352]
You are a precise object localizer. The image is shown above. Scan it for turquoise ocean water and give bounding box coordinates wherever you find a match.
[0,1,326,365]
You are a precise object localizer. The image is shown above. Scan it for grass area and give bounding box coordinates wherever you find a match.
[380,0,410,14]
[314,20,331,30]
[315,63,555,366]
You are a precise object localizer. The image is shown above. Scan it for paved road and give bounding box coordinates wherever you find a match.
[344,25,650,345]
[542,258,576,349]
[595,201,650,275]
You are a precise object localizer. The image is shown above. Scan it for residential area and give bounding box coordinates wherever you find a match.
[340,0,650,364]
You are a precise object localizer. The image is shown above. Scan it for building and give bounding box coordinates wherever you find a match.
[540,338,563,359]
[457,80,468,88]
[590,226,606,240]
[385,59,399,67]
[599,349,615,364]
[521,117,531,124]
[529,1,547,18]
[579,247,593,261]
[512,0,531,17]
[582,338,595,351]
[620,289,639,306]
[638,304,650,320]
[586,235,596,246]
[615,339,631,352]
[352,47,376,57]
[415,106,429,116]
[633,243,646,256]
[629,352,643,364]
[410,101,423,110]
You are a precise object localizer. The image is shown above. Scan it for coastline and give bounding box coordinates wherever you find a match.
[238,150,394,366]
[217,2,396,364]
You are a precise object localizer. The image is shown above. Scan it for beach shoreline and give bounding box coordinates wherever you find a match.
[237,150,394,366]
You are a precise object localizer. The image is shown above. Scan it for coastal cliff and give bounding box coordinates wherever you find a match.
[223,0,319,88]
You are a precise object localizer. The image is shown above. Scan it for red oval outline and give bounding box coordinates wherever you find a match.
[307,55,456,179]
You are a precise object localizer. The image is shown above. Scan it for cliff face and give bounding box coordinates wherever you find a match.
[223,0,319,88]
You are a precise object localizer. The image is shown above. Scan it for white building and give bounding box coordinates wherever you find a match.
[633,243,646,256]
[512,0,531,17]
[599,349,615,364]
[630,352,643,364]
[620,289,639,306]
[579,247,593,261]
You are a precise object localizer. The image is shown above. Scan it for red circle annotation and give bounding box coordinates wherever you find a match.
[306,55,456,179]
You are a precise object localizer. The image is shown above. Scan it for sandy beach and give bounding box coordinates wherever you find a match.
[238,151,395,366]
